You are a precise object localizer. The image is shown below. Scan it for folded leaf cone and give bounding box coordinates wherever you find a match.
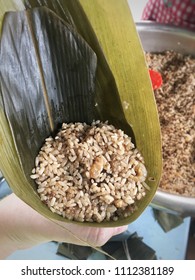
[0,0,162,227]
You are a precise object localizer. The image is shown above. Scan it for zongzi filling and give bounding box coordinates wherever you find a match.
[31,121,147,222]
[146,51,195,197]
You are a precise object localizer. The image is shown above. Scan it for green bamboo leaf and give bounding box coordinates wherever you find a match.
[0,7,97,182]
[24,0,135,137]
[0,5,131,227]
[0,0,162,227]
[24,0,162,223]
[0,0,24,31]
[79,0,162,218]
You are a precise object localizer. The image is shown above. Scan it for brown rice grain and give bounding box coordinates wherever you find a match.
[31,121,148,223]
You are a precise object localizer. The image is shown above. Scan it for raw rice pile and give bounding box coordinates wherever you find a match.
[31,121,147,222]
[146,51,195,197]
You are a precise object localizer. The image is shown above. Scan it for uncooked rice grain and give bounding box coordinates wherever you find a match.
[146,51,195,197]
[31,121,147,222]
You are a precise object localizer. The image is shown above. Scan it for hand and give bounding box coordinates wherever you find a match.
[0,194,127,259]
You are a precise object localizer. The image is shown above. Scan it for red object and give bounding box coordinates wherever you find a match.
[149,69,163,90]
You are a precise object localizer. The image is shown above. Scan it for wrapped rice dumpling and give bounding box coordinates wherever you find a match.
[0,0,162,227]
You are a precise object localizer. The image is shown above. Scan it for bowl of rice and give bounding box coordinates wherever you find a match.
[137,22,195,216]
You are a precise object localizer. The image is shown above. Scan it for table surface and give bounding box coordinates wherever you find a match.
[0,180,190,260]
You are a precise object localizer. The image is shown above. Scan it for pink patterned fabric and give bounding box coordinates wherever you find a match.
[142,0,195,30]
